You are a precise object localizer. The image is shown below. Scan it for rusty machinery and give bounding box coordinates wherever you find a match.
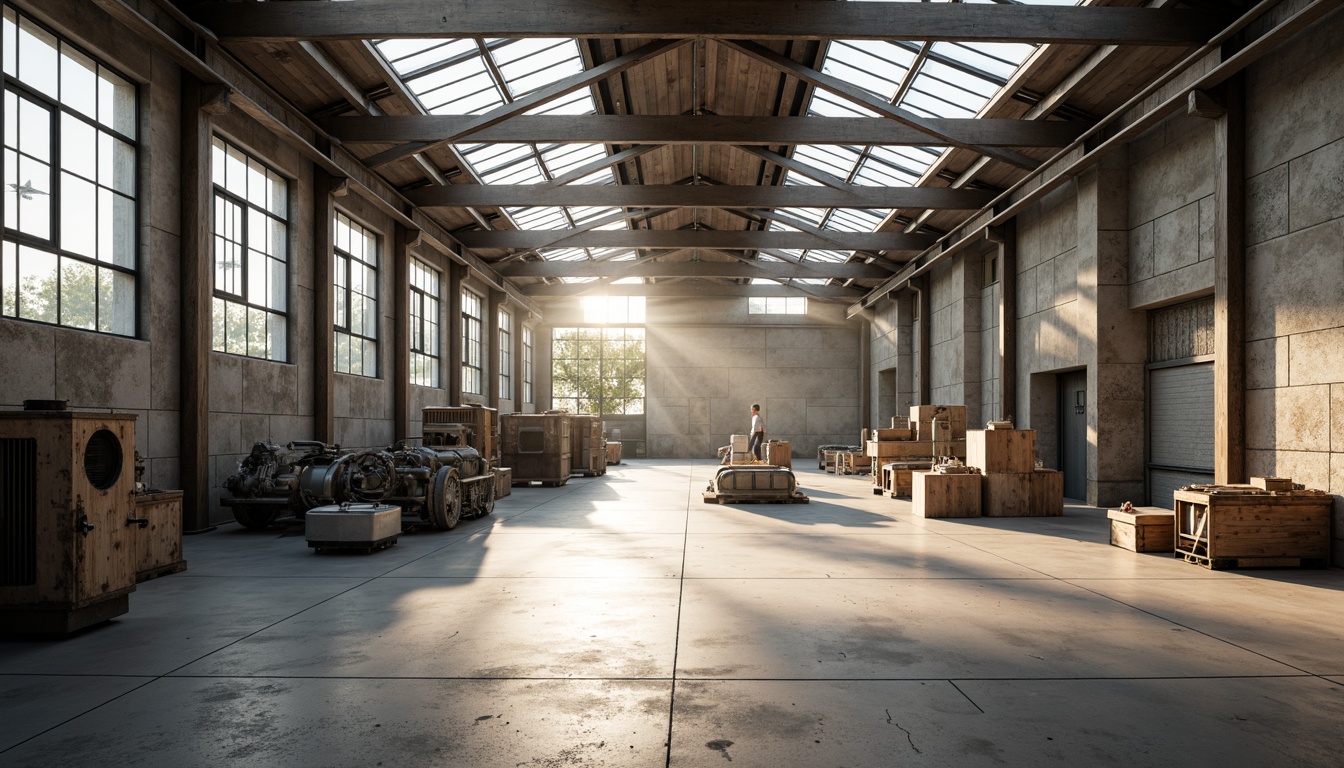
[223,426,494,531]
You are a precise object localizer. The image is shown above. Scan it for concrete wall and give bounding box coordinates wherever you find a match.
[868,291,913,427]
[1241,11,1344,564]
[927,250,985,427]
[645,297,861,458]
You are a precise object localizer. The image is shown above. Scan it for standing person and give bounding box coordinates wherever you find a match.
[748,403,766,461]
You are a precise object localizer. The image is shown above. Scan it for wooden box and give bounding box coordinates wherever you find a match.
[873,427,913,442]
[1250,476,1293,491]
[606,441,622,465]
[1174,486,1332,568]
[731,434,750,452]
[494,467,512,498]
[912,471,982,518]
[566,414,606,476]
[132,491,187,582]
[981,472,1033,517]
[1107,507,1174,552]
[423,405,498,462]
[502,413,571,486]
[882,462,931,498]
[1029,469,1064,516]
[890,417,911,430]
[909,404,967,440]
[967,429,1037,474]
[837,451,870,475]
[765,440,791,469]
[866,439,966,460]
[824,450,840,472]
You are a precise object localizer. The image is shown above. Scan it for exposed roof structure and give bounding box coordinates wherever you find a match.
[173,0,1241,303]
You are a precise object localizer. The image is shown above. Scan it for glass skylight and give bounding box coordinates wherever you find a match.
[374,36,622,261]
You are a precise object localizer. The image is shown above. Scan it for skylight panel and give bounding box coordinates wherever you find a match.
[794,145,862,179]
[808,90,881,118]
[783,173,823,188]
[495,39,584,96]
[853,153,921,187]
[773,208,825,227]
[933,41,1033,82]
[826,209,884,233]
[802,249,850,263]
[902,81,980,119]
[541,248,587,262]
[541,143,608,177]
[508,206,568,229]
[525,89,595,116]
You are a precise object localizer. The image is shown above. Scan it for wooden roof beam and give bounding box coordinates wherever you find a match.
[467,229,931,252]
[502,261,892,280]
[195,1,1220,45]
[409,184,994,210]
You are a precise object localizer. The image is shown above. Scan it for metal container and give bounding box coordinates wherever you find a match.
[305,503,402,552]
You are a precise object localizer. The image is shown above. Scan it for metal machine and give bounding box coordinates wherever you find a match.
[223,432,495,531]
[703,465,809,505]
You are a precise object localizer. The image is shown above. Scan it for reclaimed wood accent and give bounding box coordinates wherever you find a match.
[913,471,982,518]
[327,114,1086,148]
[196,2,1217,46]
[967,428,1037,474]
[133,491,187,582]
[1174,486,1331,568]
[910,404,968,440]
[1107,506,1175,553]
[180,77,215,533]
[981,473,1034,517]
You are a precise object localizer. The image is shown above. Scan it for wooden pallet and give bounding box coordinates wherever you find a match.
[1179,551,1328,570]
[702,491,810,504]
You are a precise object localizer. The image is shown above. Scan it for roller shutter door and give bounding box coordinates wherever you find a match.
[1147,362,1214,508]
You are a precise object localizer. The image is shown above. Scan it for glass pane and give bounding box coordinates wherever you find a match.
[3,9,16,78]
[225,144,246,195]
[60,113,96,180]
[17,18,58,98]
[266,169,286,217]
[58,256,95,328]
[97,266,134,336]
[246,157,267,209]
[98,68,136,139]
[61,172,96,257]
[211,297,226,351]
[225,299,247,355]
[269,217,286,261]
[1,241,15,316]
[18,94,50,161]
[109,192,134,267]
[247,248,266,306]
[362,338,378,377]
[335,330,350,373]
[103,134,136,195]
[16,155,51,239]
[268,256,285,311]
[268,312,286,361]
[211,137,226,187]
[246,305,267,357]
[17,245,57,323]
[60,47,98,119]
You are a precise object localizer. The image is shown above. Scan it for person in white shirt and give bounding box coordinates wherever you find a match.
[749,403,765,460]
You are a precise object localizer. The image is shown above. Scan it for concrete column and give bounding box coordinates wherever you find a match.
[311,171,342,444]
[538,325,554,411]
[392,225,417,441]
[486,289,503,408]
[446,263,465,403]
[1077,157,1146,507]
[1212,77,1246,485]
[859,319,872,428]
[895,290,914,415]
[513,314,527,412]
[993,221,1019,423]
[179,78,225,533]
[914,276,931,405]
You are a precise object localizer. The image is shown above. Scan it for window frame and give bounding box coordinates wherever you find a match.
[461,287,483,395]
[522,325,534,404]
[210,135,289,361]
[2,4,140,336]
[551,325,645,416]
[409,257,441,388]
[748,296,808,315]
[332,210,379,378]
[498,308,512,400]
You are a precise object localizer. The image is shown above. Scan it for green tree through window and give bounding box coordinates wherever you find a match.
[552,326,644,415]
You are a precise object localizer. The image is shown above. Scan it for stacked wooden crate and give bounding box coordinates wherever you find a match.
[912,466,982,518]
[1174,478,1331,569]
[965,426,1062,516]
[837,451,870,475]
[865,408,967,497]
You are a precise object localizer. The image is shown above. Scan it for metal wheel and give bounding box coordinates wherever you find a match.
[232,506,278,530]
[428,466,462,530]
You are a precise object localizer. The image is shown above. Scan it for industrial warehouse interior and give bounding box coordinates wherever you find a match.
[2,0,1343,766]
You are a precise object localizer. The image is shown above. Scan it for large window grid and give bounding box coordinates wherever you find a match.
[498,309,512,400]
[552,326,645,416]
[333,212,378,377]
[522,325,534,404]
[409,258,440,387]
[461,288,482,395]
[2,5,137,336]
[211,136,288,360]
[749,296,807,315]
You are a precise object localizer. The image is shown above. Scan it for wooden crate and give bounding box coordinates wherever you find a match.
[912,471,982,518]
[881,461,933,498]
[501,413,571,486]
[967,429,1037,474]
[494,467,512,498]
[837,451,870,475]
[132,491,187,582]
[981,472,1034,517]
[823,450,840,473]
[1029,469,1064,516]
[1174,486,1332,569]
[605,441,622,465]
[765,440,792,469]
[909,404,967,440]
[873,427,913,441]
[423,405,498,462]
[1107,507,1174,552]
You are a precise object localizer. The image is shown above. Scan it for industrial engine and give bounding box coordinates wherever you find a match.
[223,428,494,531]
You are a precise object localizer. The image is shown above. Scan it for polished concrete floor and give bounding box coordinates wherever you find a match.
[3,460,1343,767]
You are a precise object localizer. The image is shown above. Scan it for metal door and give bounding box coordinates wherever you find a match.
[1059,370,1088,500]
[1147,362,1214,508]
